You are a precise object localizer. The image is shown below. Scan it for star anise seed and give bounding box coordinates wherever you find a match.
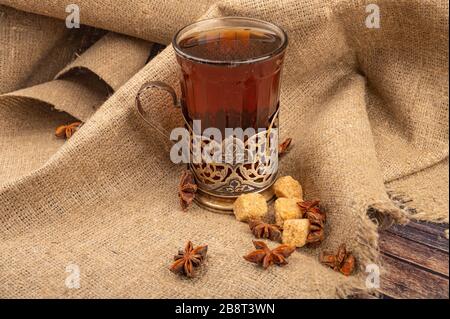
[248,219,282,242]
[298,200,327,246]
[244,240,295,269]
[319,243,356,276]
[307,228,324,243]
[339,253,356,276]
[336,243,347,264]
[178,170,197,211]
[55,122,82,139]
[279,138,292,156]
[297,200,321,216]
[169,241,207,278]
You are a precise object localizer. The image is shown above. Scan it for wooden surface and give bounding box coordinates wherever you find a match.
[376,220,449,299]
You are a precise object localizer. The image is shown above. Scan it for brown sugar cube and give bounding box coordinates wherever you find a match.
[274,197,303,227]
[233,193,268,222]
[273,176,303,200]
[282,219,310,248]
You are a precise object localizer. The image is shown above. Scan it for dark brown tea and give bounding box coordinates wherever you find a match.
[175,27,286,133]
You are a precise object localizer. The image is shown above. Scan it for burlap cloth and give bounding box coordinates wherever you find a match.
[0,0,448,298]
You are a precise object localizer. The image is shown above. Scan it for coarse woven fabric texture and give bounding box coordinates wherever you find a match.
[0,0,448,298]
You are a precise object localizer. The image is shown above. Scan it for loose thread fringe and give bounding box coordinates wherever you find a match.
[387,189,449,223]
[336,186,449,298]
[336,198,409,298]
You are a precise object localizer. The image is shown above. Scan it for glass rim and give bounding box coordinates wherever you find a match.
[172,16,288,65]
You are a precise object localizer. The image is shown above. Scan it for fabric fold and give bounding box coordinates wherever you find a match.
[3,73,109,121]
[55,32,153,91]
[0,5,102,94]
[0,0,215,44]
[0,8,154,184]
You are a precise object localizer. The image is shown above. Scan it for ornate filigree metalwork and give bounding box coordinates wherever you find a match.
[186,113,279,198]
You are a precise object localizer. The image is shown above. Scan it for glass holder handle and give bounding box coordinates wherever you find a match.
[135,81,180,127]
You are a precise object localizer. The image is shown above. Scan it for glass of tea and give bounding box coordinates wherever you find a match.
[136,17,288,212]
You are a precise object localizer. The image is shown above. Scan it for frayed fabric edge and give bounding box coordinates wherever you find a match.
[388,189,449,224]
[335,199,408,299]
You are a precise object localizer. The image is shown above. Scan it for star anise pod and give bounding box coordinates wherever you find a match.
[319,243,356,276]
[297,200,322,218]
[178,170,197,211]
[298,200,327,246]
[278,138,292,156]
[55,122,83,139]
[169,241,208,278]
[248,219,282,242]
[243,240,295,269]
